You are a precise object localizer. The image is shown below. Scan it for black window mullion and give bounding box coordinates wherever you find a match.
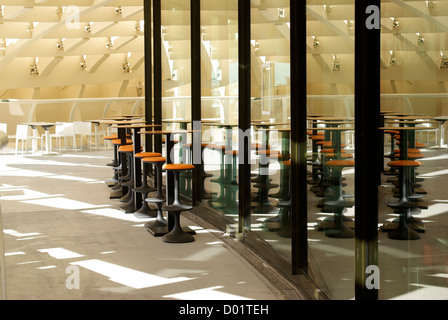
[290,0,308,275]
[238,0,251,233]
[354,0,380,300]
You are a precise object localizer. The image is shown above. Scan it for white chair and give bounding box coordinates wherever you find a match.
[74,121,92,150]
[49,122,76,152]
[13,124,42,155]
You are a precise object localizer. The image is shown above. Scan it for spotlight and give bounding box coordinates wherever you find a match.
[134,20,144,33]
[85,23,92,33]
[80,55,87,71]
[391,18,400,30]
[332,54,340,72]
[115,6,122,16]
[30,57,39,76]
[106,37,113,49]
[389,50,397,66]
[417,33,425,45]
[122,53,132,73]
[312,36,319,49]
[56,39,64,51]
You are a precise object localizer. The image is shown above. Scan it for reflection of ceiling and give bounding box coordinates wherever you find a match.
[1,0,447,92]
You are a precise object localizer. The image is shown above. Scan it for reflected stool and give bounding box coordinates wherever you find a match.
[223,150,239,215]
[385,160,422,240]
[252,149,281,214]
[323,160,355,239]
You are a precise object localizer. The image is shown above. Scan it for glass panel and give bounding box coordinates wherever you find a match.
[200,0,239,222]
[161,0,192,197]
[379,0,448,300]
[306,1,355,299]
[249,1,291,261]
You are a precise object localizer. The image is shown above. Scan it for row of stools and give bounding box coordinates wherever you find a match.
[103,133,197,243]
[381,129,428,240]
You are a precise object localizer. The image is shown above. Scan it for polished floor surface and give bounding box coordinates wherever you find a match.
[0,149,286,300]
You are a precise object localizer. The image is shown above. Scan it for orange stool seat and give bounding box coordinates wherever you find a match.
[324,153,353,159]
[163,163,195,171]
[385,130,400,135]
[415,142,426,148]
[311,135,325,141]
[135,152,162,159]
[394,148,420,154]
[321,148,346,154]
[325,160,355,167]
[388,160,421,167]
[104,135,118,140]
[142,157,166,163]
[112,139,133,145]
[319,141,347,148]
[283,160,291,166]
[118,145,134,152]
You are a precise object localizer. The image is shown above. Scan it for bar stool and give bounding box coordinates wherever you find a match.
[118,145,137,213]
[276,160,292,238]
[252,149,281,214]
[323,160,355,239]
[104,134,119,167]
[307,134,326,186]
[109,139,133,198]
[162,163,195,243]
[385,160,422,240]
[383,130,400,175]
[223,150,239,215]
[250,143,271,183]
[208,144,227,209]
[133,151,162,218]
[182,142,214,199]
[144,156,168,235]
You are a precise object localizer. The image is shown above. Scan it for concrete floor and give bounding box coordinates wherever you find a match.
[0,150,285,300]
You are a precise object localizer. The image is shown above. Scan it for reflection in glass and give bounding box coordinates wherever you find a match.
[306,1,355,299]
[200,0,239,223]
[249,2,291,261]
[378,0,448,300]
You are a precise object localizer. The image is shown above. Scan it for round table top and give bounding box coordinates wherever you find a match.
[307,127,354,131]
[385,120,440,125]
[252,122,290,127]
[385,116,434,120]
[379,126,438,131]
[139,129,201,135]
[311,121,354,125]
[202,123,239,127]
[22,122,55,127]
[162,119,191,123]
[98,119,145,125]
[110,124,162,129]
[308,117,354,121]
[261,128,291,132]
